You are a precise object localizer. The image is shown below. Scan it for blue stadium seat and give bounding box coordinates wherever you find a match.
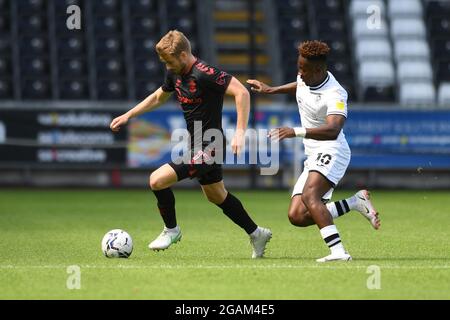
[17,0,46,13]
[97,79,127,99]
[431,39,450,59]
[134,58,161,77]
[0,15,10,32]
[96,57,124,76]
[136,80,160,100]
[167,0,193,11]
[129,0,156,14]
[22,78,50,99]
[132,37,157,57]
[58,58,86,76]
[277,0,306,14]
[0,57,10,75]
[60,79,89,99]
[95,37,122,55]
[21,57,48,75]
[428,17,450,35]
[168,16,195,34]
[18,15,47,34]
[0,78,12,99]
[0,36,10,55]
[58,36,84,56]
[436,60,450,82]
[94,16,122,34]
[93,0,121,14]
[426,0,450,18]
[54,0,83,11]
[131,16,158,35]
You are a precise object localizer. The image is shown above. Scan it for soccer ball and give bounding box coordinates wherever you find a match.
[101,229,133,258]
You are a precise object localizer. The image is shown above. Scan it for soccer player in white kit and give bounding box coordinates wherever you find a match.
[248,41,380,262]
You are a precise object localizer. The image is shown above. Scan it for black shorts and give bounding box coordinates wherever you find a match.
[169,161,223,185]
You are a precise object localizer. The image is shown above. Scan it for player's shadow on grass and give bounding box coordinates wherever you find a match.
[353,257,450,262]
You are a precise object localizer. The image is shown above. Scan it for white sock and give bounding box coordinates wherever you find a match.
[326,198,353,219]
[164,226,180,233]
[319,224,345,255]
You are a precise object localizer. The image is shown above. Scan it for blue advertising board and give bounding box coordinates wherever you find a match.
[127,108,450,170]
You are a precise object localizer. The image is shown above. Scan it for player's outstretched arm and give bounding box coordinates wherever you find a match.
[226,77,250,154]
[269,115,346,142]
[110,87,172,132]
[246,79,297,95]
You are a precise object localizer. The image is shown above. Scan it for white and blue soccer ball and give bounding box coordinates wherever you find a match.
[101,229,133,258]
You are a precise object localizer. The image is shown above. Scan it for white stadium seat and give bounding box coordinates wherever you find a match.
[394,39,430,61]
[359,61,395,86]
[438,83,450,108]
[391,18,426,39]
[350,0,386,18]
[353,17,389,39]
[387,0,423,18]
[400,82,436,106]
[397,61,433,82]
[355,39,392,61]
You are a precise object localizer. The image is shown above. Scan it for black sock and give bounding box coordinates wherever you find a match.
[217,193,258,234]
[153,188,177,229]
[334,199,351,216]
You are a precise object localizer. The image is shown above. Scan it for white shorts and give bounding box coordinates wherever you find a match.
[291,146,351,201]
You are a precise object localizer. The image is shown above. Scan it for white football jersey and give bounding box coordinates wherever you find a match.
[296,71,350,156]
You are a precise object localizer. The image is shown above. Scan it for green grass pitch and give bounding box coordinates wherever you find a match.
[1,189,449,299]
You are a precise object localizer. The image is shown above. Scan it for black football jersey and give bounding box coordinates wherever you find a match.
[161,58,232,151]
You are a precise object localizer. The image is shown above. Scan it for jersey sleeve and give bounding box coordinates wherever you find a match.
[326,91,348,118]
[161,71,175,92]
[196,63,232,93]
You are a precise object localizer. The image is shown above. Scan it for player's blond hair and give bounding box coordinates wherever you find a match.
[156,30,191,57]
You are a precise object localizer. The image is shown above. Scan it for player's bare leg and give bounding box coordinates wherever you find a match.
[288,195,315,227]
[148,164,182,251]
[201,181,272,258]
[302,172,351,262]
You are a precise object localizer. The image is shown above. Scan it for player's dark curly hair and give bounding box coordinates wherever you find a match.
[298,40,330,62]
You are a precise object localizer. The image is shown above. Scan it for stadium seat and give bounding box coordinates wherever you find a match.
[425,0,450,18]
[0,36,11,55]
[136,80,160,100]
[387,0,423,18]
[437,82,450,108]
[167,0,193,11]
[22,78,50,99]
[19,15,47,34]
[17,0,46,13]
[394,39,430,61]
[97,79,126,100]
[397,61,433,82]
[54,0,83,11]
[134,58,161,77]
[129,0,156,14]
[363,85,395,102]
[355,39,392,61]
[132,37,157,58]
[58,58,86,76]
[276,0,307,13]
[428,17,450,34]
[168,17,195,34]
[0,78,12,98]
[358,61,395,86]
[431,39,450,59]
[317,18,346,36]
[399,82,435,106]
[391,18,426,39]
[349,0,386,18]
[21,57,48,75]
[0,57,10,75]
[96,57,124,77]
[93,0,121,14]
[58,36,84,56]
[59,79,89,99]
[94,16,122,34]
[0,15,10,32]
[352,17,388,39]
[436,60,450,82]
[95,37,122,55]
[131,16,159,35]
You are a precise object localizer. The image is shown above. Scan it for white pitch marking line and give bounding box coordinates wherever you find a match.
[0,265,449,270]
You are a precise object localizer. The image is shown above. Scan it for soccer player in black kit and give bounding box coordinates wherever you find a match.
[110,30,272,258]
